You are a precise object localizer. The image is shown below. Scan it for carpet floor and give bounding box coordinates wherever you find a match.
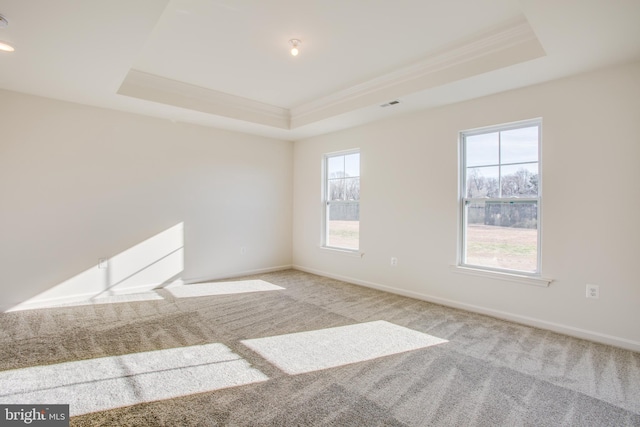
[1,269,638,426]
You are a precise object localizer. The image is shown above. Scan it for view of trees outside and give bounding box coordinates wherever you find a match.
[326,152,360,250]
[466,165,538,199]
[463,125,539,272]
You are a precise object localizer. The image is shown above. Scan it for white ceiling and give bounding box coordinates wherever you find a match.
[0,0,639,141]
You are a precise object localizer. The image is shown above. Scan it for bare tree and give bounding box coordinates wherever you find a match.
[501,168,538,197]
[345,178,360,200]
[467,168,485,197]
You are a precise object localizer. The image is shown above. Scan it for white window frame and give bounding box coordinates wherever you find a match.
[322,149,360,252]
[459,119,542,277]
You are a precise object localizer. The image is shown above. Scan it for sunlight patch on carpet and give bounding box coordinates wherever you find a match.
[0,343,268,416]
[241,320,448,375]
[166,279,284,298]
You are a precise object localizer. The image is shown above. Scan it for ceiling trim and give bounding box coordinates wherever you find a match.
[116,17,544,132]
[118,70,290,129]
[290,17,545,128]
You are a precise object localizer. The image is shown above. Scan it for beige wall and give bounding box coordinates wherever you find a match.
[0,90,293,310]
[293,60,640,351]
[2,60,639,350]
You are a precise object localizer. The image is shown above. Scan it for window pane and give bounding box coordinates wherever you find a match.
[327,202,359,250]
[327,156,344,179]
[325,150,360,251]
[328,179,344,201]
[500,163,539,197]
[344,177,360,200]
[466,166,499,198]
[465,201,538,272]
[501,126,538,164]
[466,132,499,167]
[344,153,360,178]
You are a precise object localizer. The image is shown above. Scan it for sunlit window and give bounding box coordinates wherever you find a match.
[460,120,541,274]
[324,150,360,251]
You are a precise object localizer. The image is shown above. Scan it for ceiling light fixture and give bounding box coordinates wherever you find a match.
[289,39,301,56]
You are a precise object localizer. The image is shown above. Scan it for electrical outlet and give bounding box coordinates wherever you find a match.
[240,246,247,255]
[390,257,398,267]
[586,284,599,299]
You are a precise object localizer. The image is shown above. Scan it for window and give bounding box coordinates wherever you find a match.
[324,150,360,251]
[460,120,541,275]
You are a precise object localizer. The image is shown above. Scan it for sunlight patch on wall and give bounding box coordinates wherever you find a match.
[107,223,184,294]
[242,320,448,375]
[8,223,184,311]
[166,279,284,298]
[0,343,268,416]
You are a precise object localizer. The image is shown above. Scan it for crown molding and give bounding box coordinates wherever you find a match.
[117,17,544,132]
[118,70,290,129]
[290,17,545,128]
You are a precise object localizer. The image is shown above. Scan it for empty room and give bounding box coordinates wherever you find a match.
[1,0,639,425]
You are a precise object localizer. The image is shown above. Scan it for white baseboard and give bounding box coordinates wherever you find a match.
[182,264,293,285]
[292,265,640,353]
[6,283,167,312]
[6,292,98,312]
[6,265,293,312]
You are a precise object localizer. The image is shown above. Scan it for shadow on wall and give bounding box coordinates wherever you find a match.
[7,223,185,312]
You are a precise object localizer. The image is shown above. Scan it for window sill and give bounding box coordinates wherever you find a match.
[449,265,552,287]
[318,246,364,258]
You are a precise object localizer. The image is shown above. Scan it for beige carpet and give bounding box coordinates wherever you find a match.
[1,269,638,426]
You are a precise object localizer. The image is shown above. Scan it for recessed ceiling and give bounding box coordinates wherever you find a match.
[0,0,639,140]
[133,0,522,108]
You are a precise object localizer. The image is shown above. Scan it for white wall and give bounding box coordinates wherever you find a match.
[293,60,640,351]
[0,90,293,310]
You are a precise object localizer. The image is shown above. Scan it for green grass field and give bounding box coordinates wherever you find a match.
[466,224,537,272]
[327,220,359,250]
